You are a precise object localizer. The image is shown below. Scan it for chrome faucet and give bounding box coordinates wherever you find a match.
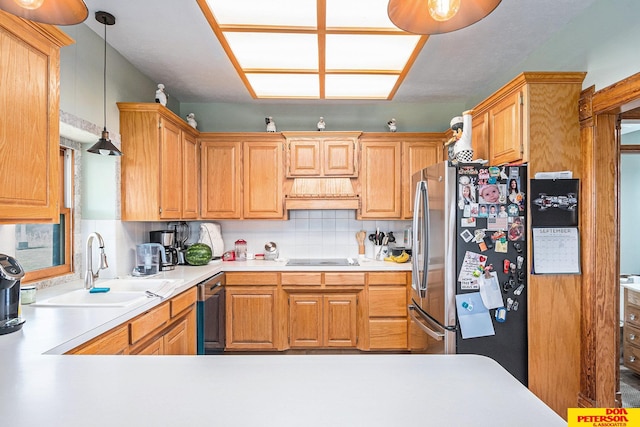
[84,232,109,289]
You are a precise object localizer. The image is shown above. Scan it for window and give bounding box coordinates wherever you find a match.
[18,148,73,282]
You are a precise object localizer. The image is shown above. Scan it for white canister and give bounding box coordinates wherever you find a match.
[21,285,36,305]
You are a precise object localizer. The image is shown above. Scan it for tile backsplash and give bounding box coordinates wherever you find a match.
[22,210,411,284]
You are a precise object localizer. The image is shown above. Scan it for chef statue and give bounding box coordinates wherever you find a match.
[317,117,326,131]
[186,113,197,129]
[265,116,277,132]
[155,83,168,106]
[387,118,397,132]
[449,109,474,163]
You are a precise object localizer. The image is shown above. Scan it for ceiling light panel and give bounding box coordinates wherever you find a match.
[325,34,421,70]
[325,0,399,29]
[224,32,318,70]
[205,0,317,27]
[325,74,399,99]
[246,74,320,98]
[198,0,429,99]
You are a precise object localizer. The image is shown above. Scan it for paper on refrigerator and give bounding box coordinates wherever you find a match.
[478,272,504,309]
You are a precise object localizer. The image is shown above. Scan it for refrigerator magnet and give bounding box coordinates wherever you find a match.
[460,229,474,242]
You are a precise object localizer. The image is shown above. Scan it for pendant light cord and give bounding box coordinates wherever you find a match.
[103,18,107,132]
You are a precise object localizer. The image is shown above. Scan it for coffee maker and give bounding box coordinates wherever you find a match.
[0,254,26,335]
[150,230,178,271]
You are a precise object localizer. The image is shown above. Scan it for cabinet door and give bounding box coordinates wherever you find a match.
[134,335,164,355]
[159,118,183,219]
[489,91,523,165]
[0,16,69,222]
[324,294,357,347]
[201,140,242,219]
[471,111,489,163]
[164,317,190,355]
[226,288,278,350]
[287,140,321,176]
[360,141,401,218]
[289,294,323,347]
[324,140,356,176]
[402,141,440,219]
[243,141,284,219]
[182,131,199,219]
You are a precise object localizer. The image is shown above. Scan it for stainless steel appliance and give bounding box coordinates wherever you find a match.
[0,254,26,335]
[409,161,528,384]
[150,230,178,270]
[197,272,225,354]
[169,222,190,265]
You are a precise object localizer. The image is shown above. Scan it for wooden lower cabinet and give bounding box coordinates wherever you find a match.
[368,272,409,350]
[67,288,197,356]
[288,293,358,348]
[225,287,278,350]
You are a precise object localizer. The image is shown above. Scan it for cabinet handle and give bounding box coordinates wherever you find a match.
[630,356,636,363]
[631,314,637,321]
[631,334,637,341]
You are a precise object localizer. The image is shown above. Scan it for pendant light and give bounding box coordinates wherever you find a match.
[388,0,501,35]
[0,0,88,25]
[88,11,122,156]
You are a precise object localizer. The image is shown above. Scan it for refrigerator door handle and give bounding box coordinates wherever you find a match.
[412,181,429,292]
[409,304,445,341]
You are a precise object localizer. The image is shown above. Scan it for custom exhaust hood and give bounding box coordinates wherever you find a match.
[284,177,360,210]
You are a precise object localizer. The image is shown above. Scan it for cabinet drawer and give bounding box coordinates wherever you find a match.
[130,303,171,344]
[625,324,640,349]
[282,273,322,286]
[325,273,365,286]
[624,343,640,374]
[369,287,407,317]
[628,289,640,307]
[627,304,640,329]
[171,287,196,317]
[69,324,129,355]
[226,272,278,285]
[368,272,407,286]
[369,319,408,349]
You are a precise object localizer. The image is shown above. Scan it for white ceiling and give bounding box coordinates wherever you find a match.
[80,0,601,106]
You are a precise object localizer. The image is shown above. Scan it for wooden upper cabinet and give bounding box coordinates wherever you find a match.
[488,90,523,165]
[181,132,199,219]
[0,13,73,223]
[283,132,359,177]
[243,140,285,219]
[118,103,199,221]
[471,111,489,163]
[359,138,402,219]
[200,139,242,219]
[401,137,443,219]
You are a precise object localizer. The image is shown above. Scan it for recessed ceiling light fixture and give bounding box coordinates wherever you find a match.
[0,0,88,25]
[87,11,122,156]
[387,0,501,35]
[197,0,428,100]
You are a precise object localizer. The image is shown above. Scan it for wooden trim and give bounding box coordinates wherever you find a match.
[621,144,640,152]
[592,72,640,115]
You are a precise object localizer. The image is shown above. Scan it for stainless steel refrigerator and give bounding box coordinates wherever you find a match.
[409,161,528,385]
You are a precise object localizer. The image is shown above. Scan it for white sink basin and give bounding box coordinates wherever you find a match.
[96,279,179,294]
[33,289,150,308]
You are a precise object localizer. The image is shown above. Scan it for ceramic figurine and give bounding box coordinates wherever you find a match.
[265,116,277,132]
[453,110,474,163]
[186,113,197,129]
[317,117,326,131]
[447,116,463,162]
[387,118,397,132]
[155,83,168,106]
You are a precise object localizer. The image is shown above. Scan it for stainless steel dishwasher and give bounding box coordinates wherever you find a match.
[196,272,225,354]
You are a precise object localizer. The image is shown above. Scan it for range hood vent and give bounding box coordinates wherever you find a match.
[285,178,359,210]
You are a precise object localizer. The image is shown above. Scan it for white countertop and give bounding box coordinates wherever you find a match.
[219,258,412,271]
[0,261,564,426]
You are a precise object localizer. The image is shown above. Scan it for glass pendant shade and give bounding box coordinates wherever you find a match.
[0,0,88,25]
[428,0,461,22]
[388,0,501,35]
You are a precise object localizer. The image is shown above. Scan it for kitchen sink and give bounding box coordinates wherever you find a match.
[286,258,359,267]
[32,279,181,307]
[32,289,150,308]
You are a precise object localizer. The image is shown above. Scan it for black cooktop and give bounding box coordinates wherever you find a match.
[286,258,358,266]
